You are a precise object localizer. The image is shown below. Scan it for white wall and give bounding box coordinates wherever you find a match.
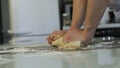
[9,0,60,34]
[8,0,60,44]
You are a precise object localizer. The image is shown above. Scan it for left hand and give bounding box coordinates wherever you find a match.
[47,30,66,44]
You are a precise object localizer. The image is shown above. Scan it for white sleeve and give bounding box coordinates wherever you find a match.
[109,0,120,12]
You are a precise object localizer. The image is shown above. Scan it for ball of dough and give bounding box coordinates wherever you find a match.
[51,37,84,50]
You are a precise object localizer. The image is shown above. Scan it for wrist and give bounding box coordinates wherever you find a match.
[70,26,80,30]
[84,24,97,32]
[83,27,96,36]
[82,28,96,45]
[62,30,67,33]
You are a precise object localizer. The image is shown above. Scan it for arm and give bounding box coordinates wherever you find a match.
[47,0,87,44]
[71,0,87,29]
[83,0,110,43]
[84,0,110,30]
[63,0,110,45]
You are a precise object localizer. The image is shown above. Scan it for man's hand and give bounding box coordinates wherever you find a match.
[47,27,96,45]
[63,27,96,45]
[47,30,66,44]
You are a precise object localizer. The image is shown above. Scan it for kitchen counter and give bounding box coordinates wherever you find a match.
[63,23,120,29]
[0,38,120,68]
[0,46,120,68]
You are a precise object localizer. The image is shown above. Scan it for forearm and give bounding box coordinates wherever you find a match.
[84,0,110,30]
[71,0,87,29]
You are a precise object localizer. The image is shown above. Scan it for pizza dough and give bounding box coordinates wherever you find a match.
[51,37,84,50]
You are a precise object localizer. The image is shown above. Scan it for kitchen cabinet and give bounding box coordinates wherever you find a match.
[0,0,3,44]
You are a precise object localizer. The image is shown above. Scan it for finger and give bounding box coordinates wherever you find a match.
[63,35,74,43]
[47,34,55,44]
[47,37,52,44]
[47,30,66,44]
[54,35,62,41]
[47,34,57,44]
[52,31,59,35]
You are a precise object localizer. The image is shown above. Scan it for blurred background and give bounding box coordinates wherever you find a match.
[0,0,120,45]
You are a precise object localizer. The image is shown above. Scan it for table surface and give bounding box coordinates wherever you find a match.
[0,43,120,68]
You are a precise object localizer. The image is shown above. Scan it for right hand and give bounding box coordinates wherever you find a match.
[47,30,67,44]
[63,27,96,45]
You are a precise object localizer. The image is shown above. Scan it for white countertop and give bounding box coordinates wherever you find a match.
[63,23,120,29]
[0,43,120,68]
